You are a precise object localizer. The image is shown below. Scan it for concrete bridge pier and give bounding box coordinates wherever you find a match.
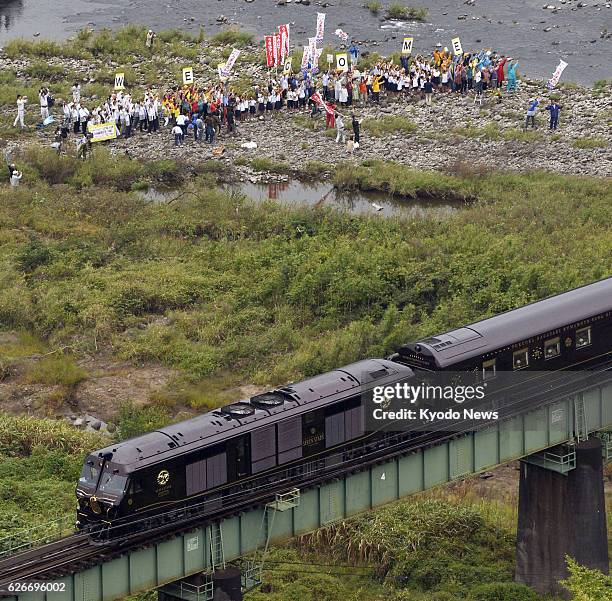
[515,438,609,597]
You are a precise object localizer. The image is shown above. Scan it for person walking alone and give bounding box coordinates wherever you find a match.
[335,113,346,144]
[39,88,49,121]
[13,95,27,129]
[351,113,361,149]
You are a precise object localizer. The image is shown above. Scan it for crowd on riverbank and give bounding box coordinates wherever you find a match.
[11,44,537,152]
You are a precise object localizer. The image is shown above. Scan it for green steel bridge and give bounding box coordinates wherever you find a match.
[2,381,611,601]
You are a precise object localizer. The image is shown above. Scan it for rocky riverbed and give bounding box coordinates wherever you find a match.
[1,47,610,179]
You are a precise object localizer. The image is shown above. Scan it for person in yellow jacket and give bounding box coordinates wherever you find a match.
[372,75,382,102]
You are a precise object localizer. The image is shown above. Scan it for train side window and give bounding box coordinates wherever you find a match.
[576,326,592,349]
[513,348,529,370]
[482,359,496,380]
[544,337,561,360]
[129,478,143,494]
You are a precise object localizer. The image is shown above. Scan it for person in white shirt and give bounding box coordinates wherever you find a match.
[10,170,22,187]
[78,105,90,133]
[172,124,183,146]
[72,83,81,104]
[13,95,27,128]
[39,88,49,120]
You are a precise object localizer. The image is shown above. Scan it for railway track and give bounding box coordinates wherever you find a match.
[1,367,610,592]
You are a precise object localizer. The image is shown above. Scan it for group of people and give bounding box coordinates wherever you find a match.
[12,39,566,159]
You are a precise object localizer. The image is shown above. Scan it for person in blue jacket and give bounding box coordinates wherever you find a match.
[524,97,539,129]
[545,101,562,130]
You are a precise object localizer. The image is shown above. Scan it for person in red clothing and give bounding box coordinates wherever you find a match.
[496,57,508,89]
[325,102,336,128]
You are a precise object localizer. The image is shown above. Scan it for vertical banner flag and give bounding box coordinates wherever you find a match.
[279,24,290,60]
[326,53,334,64]
[401,37,413,55]
[265,35,275,67]
[217,64,228,80]
[316,12,326,43]
[224,48,241,74]
[182,67,194,85]
[336,53,348,72]
[114,72,125,90]
[451,37,463,56]
[547,59,568,89]
[274,32,282,66]
[308,37,317,66]
[301,45,310,70]
[283,58,292,75]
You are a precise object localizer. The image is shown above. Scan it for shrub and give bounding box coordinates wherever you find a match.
[572,137,608,149]
[470,582,538,601]
[116,401,172,440]
[23,356,87,388]
[385,3,428,20]
[362,115,417,137]
[15,236,52,273]
[365,0,382,13]
[23,147,78,185]
[210,28,254,47]
[250,158,291,174]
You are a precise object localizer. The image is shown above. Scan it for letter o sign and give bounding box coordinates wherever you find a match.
[336,53,348,72]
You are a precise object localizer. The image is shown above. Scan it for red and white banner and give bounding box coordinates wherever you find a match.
[334,28,349,42]
[274,32,282,66]
[311,91,334,115]
[224,48,241,74]
[265,35,275,67]
[547,59,568,89]
[315,12,325,43]
[279,24,290,60]
[301,45,310,70]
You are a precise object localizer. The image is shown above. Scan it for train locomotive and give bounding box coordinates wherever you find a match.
[76,277,612,535]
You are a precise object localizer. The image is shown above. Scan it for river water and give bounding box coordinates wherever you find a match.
[139,180,462,218]
[0,0,609,84]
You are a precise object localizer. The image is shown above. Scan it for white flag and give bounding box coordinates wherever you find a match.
[224,48,241,74]
[334,28,349,42]
[316,13,326,43]
[547,59,568,89]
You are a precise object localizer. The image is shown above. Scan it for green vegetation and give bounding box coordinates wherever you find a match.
[1,154,610,395]
[250,157,292,174]
[572,137,608,149]
[0,414,106,542]
[365,0,383,13]
[210,28,254,48]
[384,3,428,21]
[361,115,417,137]
[561,557,612,600]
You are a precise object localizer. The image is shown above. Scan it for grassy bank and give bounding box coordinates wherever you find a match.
[1,153,611,414]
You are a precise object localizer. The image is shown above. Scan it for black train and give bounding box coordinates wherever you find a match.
[76,277,612,533]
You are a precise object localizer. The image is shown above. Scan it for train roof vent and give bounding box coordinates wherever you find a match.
[250,392,285,409]
[369,368,389,380]
[220,402,256,419]
[421,337,442,344]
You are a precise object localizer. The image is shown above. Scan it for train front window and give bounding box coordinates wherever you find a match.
[98,473,128,494]
[79,463,100,487]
